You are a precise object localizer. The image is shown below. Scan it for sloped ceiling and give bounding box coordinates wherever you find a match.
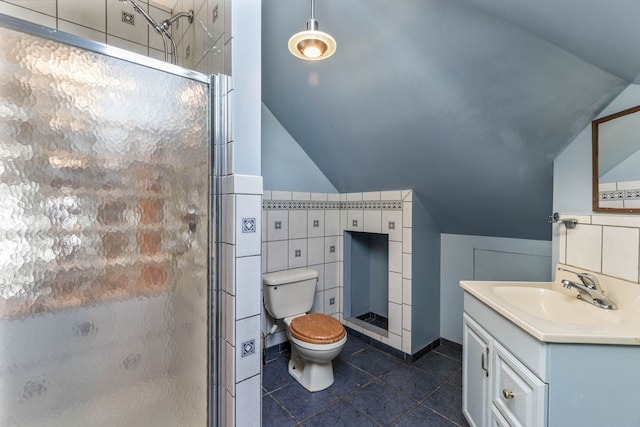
[262,0,640,240]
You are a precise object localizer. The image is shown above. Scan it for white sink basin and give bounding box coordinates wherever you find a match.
[490,286,622,325]
[460,276,640,344]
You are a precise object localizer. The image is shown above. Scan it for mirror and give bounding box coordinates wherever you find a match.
[592,105,640,212]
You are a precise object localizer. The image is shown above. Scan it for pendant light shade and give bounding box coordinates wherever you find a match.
[288,0,336,60]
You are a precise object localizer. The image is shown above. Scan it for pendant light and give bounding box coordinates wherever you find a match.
[288,0,336,60]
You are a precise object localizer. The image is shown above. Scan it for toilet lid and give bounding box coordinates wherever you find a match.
[289,313,346,344]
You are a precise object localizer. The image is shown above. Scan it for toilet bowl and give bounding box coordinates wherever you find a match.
[284,313,347,391]
[263,269,347,392]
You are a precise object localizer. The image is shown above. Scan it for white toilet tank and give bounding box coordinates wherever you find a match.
[263,268,318,319]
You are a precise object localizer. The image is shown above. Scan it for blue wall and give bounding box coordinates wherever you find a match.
[262,104,338,193]
[344,232,389,318]
[411,195,442,352]
[440,234,552,343]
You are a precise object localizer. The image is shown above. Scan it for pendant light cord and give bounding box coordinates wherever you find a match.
[311,0,315,19]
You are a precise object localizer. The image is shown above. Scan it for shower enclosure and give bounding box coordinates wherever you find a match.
[0,14,216,426]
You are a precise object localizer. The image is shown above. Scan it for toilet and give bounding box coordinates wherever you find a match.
[263,268,347,392]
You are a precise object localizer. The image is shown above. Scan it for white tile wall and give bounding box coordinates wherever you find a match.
[5,0,55,15]
[389,272,402,304]
[324,287,339,315]
[288,210,308,239]
[292,191,311,200]
[235,375,261,427]
[558,213,640,286]
[566,223,602,272]
[1,0,225,73]
[220,175,263,427]
[266,240,288,272]
[389,241,403,273]
[223,243,235,294]
[235,315,260,382]
[312,290,325,313]
[381,190,402,200]
[107,0,148,46]
[235,194,261,257]
[324,262,340,287]
[602,226,639,283]
[324,236,340,263]
[307,237,325,265]
[0,2,56,26]
[57,19,106,42]
[288,238,307,268]
[235,255,261,319]
[325,210,340,236]
[59,0,106,32]
[347,209,364,232]
[308,210,325,238]
[382,210,403,241]
[267,210,288,241]
[364,209,382,233]
[363,191,381,201]
[107,34,148,55]
[262,190,414,354]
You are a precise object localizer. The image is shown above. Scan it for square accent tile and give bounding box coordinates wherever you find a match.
[242,217,256,233]
[241,339,255,357]
[122,11,134,25]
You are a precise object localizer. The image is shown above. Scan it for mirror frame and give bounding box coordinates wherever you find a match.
[592,104,640,213]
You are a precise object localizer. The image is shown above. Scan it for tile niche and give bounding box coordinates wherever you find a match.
[262,190,414,355]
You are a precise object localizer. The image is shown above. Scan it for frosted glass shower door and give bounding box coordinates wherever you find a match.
[0,16,212,427]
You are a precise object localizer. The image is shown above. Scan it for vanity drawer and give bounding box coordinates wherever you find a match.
[492,341,547,427]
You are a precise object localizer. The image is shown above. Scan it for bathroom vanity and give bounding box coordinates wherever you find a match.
[461,267,640,427]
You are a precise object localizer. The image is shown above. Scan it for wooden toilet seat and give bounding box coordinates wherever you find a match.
[289,313,346,344]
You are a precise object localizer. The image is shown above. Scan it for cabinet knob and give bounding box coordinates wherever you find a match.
[502,388,515,399]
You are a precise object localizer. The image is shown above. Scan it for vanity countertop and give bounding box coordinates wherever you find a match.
[461,266,640,345]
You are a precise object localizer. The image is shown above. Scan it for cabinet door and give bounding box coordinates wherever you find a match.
[463,314,492,427]
[492,341,547,427]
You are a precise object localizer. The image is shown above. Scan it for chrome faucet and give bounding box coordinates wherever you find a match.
[557,268,618,310]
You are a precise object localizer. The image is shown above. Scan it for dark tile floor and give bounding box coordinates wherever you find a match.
[262,333,470,426]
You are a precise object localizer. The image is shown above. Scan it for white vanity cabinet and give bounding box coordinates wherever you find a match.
[463,290,640,427]
[463,314,546,427]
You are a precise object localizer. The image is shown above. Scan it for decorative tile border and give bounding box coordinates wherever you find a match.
[600,189,640,201]
[262,200,403,210]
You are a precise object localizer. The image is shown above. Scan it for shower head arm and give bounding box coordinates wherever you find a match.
[160,10,194,32]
